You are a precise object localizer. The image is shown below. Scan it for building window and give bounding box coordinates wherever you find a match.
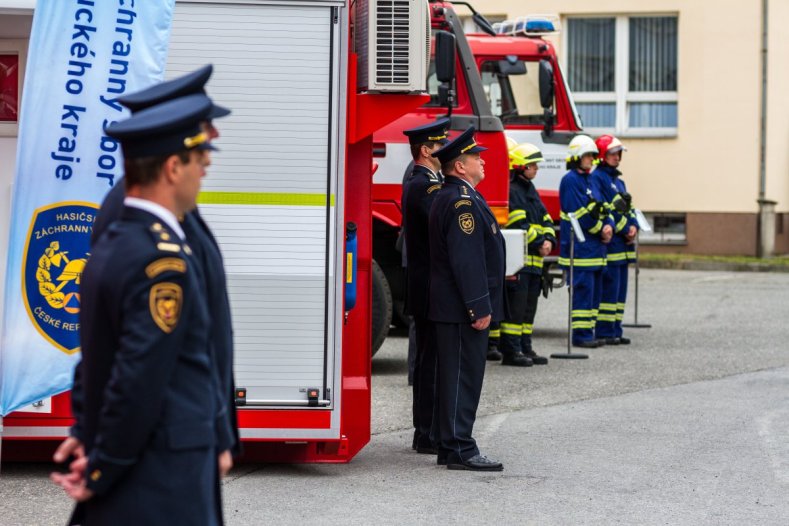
[0,54,19,122]
[565,15,678,136]
[639,212,686,244]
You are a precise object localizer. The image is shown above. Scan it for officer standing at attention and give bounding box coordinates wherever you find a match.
[401,118,450,454]
[428,126,506,472]
[559,135,614,348]
[58,66,240,475]
[499,143,556,366]
[591,135,638,345]
[50,94,228,525]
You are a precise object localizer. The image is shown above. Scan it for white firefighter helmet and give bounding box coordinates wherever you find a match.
[505,135,518,153]
[566,134,598,161]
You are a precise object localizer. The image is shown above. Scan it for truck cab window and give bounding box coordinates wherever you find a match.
[480,60,550,125]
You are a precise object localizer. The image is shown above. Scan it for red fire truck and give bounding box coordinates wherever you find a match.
[370,2,582,350]
[0,0,435,463]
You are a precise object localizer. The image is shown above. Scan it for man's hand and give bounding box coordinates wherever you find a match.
[471,314,491,331]
[539,240,552,257]
[50,455,94,502]
[625,225,638,242]
[53,436,85,464]
[601,225,613,243]
[218,449,233,478]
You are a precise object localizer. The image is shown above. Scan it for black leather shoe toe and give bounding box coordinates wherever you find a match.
[447,454,503,472]
[604,338,621,345]
[618,337,631,345]
[524,350,548,365]
[572,340,599,349]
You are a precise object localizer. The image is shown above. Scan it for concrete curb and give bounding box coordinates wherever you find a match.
[638,258,789,273]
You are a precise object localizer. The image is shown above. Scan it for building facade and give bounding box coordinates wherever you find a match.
[470,0,789,256]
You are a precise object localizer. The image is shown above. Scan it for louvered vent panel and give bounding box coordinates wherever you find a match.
[374,0,411,84]
[356,0,428,92]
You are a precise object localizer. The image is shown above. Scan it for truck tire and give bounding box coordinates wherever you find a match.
[371,259,393,355]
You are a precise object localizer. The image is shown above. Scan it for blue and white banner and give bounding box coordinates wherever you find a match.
[0,0,176,416]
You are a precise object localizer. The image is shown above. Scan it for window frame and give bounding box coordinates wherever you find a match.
[0,39,27,137]
[638,212,687,245]
[562,14,678,138]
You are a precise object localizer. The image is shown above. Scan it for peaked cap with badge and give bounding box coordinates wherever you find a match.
[105,93,216,159]
[403,117,451,146]
[432,125,487,165]
[118,64,230,119]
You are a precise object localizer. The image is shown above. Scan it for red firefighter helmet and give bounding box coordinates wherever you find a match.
[595,135,627,160]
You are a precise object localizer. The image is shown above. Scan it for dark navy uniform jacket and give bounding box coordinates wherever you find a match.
[78,180,240,456]
[428,176,507,323]
[402,163,443,319]
[591,164,639,265]
[506,176,557,275]
[74,206,221,525]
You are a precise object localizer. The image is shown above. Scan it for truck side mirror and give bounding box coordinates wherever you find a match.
[497,55,526,76]
[539,59,555,135]
[435,30,456,83]
[539,59,555,109]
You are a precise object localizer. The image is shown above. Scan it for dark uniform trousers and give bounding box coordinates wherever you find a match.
[72,207,222,526]
[402,164,443,449]
[429,176,506,464]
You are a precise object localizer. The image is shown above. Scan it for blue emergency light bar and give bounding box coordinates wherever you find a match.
[494,16,560,37]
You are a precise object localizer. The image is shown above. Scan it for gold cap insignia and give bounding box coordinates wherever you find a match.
[149,282,183,333]
[428,134,447,141]
[183,131,209,149]
[461,142,477,153]
[459,212,475,234]
[151,223,163,232]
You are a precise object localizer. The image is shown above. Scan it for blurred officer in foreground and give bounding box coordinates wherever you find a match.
[591,135,638,345]
[59,66,240,477]
[51,94,228,525]
[428,127,506,472]
[401,118,450,454]
[559,135,613,348]
[500,143,555,366]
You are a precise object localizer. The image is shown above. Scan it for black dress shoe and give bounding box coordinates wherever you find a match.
[416,446,438,455]
[573,340,600,349]
[604,337,621,345]
[486,348,503,361]
[447,454,503,472]
[501,352,533,367]
[437,456,448,466]
[618,336,631,345]
[524,349,548,365]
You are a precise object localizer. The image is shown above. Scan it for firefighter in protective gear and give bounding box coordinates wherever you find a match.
[485,135,521,361]
[499,143,556,366]
[559,135,614,348]
[591,135,638,345]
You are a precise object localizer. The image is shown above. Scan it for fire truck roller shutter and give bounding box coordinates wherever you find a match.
[165,1,344,410]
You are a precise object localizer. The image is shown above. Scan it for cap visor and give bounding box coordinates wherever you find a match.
[208,104,231,119]
[468,145,487,153]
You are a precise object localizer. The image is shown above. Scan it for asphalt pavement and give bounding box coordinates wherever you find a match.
[2,268,789,525]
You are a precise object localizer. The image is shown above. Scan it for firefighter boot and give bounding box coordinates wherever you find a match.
[501,352,533,367]
[524,348,548,365]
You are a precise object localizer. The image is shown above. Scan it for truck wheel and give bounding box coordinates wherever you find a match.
[371,259,393,356]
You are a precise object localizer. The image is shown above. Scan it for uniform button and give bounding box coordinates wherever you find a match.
[90,469,102,481]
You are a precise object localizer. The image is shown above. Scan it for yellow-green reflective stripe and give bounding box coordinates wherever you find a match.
[526,228,537,243]
[571,310,595,317]
[501,323,522,335]
[608,252,627,261]
[599,303,617,311]
[506,210,527,227]
[616,303,626,309]
[615,314,624,320]
[561,208,588,221]
[597,314,616,322]
[524,255,544,268]
[198,191,335,207]
[522,323,533,335]
[543,227,556,237]
[489,329,501,338]
[588,220,603,234]
[616,216,628,232]
[543,214,552,222]
[571,321,595,329]
[508,210,527,220]
[558,257,606,267]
